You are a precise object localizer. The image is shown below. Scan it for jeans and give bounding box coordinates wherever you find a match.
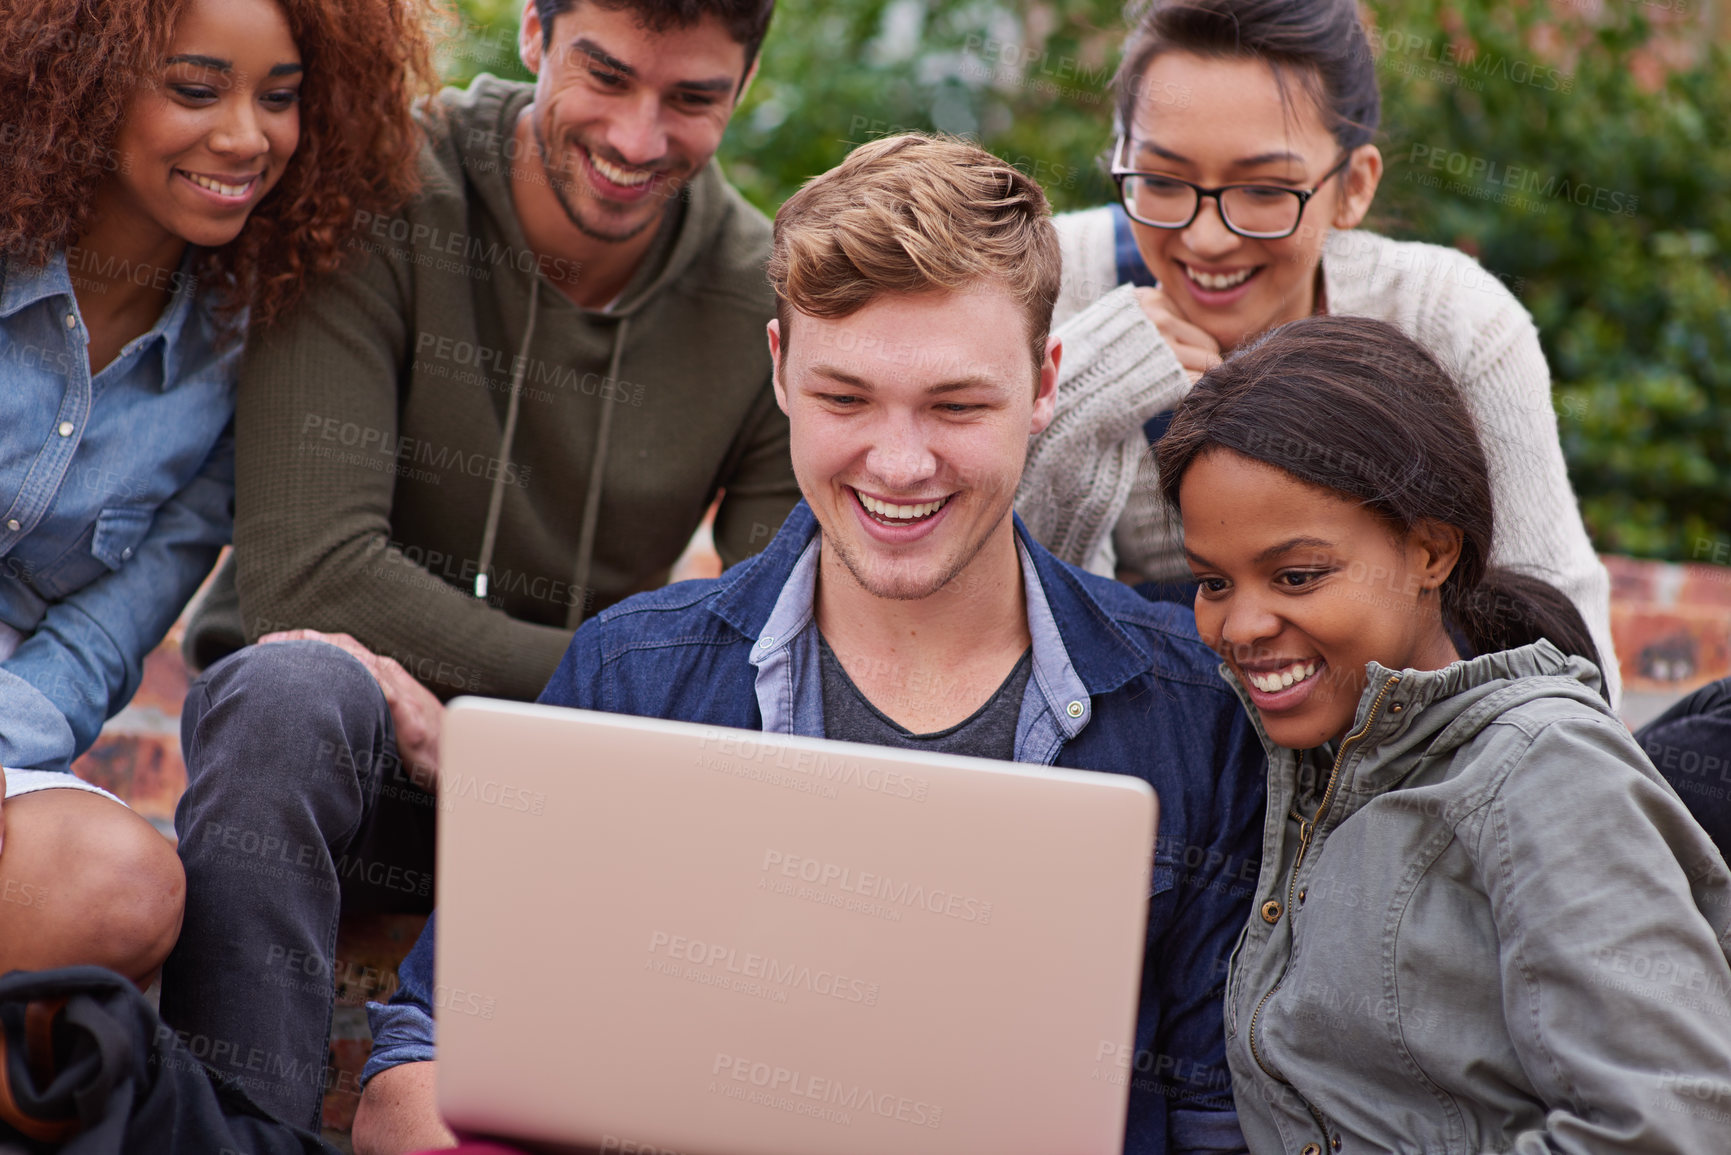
[1636,676,1731,855]
[158,641,436,1130]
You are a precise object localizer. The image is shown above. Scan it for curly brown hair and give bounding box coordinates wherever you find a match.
[0,0,440,328]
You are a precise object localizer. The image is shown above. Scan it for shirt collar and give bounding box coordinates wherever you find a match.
[743,513,1096,745]
[1,247,209,389]
[1014,532,1093,740]
[749,531,822,670]
[0,250,74,319]
[723,502,1151,700]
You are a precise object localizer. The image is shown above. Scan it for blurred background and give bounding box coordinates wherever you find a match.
[443,0,1731,563]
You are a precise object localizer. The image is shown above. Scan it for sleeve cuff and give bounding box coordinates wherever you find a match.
[0,668,79,775]
[361,999,438,1086]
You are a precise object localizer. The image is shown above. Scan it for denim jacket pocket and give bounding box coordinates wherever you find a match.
[89,506,155,571]
[1150,852,1178,900]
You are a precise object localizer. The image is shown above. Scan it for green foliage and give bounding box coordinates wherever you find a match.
[1363,0,1731,560]
[443,0,1729,560]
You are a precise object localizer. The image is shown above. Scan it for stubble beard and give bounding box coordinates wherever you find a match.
[534,114,665,245]
[823,497,1007,603]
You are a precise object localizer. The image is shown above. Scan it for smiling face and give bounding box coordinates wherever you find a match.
[519,0,748,244]
[1125,51,1380,352]
[104,0,301,251]
[1179,448,1461,748]
[769,286,1059,602]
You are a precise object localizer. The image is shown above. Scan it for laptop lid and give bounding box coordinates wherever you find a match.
[435,698,1158,1155]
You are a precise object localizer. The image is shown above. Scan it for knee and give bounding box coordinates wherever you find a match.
[184,641,390,789]
[198,640,385,718]
[105,832,184,978]
[34,800,184,979]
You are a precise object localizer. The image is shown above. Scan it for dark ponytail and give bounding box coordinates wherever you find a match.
[1155,315,1604,690]
[1113,0,1380,150]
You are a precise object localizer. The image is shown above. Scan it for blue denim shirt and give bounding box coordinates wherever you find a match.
[367,504,1266,1155]
[0,251,236,773]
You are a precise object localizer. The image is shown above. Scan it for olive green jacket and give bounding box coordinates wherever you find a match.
[1225,641,1731,1154]
[185,76,799,700]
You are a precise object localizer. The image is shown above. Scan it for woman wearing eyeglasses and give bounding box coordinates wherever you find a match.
[1016,0,1619,705]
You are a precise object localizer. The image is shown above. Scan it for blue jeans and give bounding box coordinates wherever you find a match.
[157,641,436,1129]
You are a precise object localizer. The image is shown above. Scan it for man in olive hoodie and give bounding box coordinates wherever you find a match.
[159,0,795,1130]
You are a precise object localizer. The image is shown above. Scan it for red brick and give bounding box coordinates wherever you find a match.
[128,639,192,718]
[1601,554,1664,604]
[1612,606,1731,693]
[319,914,429,1132]
[1679,563,1731,610]
[333,913,429,1007]
[72,731,186,825]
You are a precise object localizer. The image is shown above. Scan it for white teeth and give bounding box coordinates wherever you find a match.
[1187,266,1253,291]
[588,150,654,187]
[1248,661,1317,694]
[858,493,946,521]
[183,171,253,197]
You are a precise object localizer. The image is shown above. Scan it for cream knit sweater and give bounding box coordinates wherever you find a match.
[1017,207,1621,706]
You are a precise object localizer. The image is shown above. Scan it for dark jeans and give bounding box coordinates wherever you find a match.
[1636,676,1731,855]
[0,966,336,1154]
[158,641,437,1130]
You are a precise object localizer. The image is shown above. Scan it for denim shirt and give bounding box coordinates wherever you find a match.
[368,504,1266,1155]
[0,251,236,773]
[747,529,1098,761]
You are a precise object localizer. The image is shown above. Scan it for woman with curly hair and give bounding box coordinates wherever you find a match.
[0,0,432,989]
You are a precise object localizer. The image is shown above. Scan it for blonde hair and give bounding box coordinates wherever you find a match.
[767,133,1061,366]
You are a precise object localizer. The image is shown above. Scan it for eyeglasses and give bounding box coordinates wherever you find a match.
[1110,137,1353,240]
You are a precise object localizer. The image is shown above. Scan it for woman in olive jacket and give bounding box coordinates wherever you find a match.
[1161,315,1731,1155]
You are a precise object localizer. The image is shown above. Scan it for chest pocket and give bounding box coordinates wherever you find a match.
[90,507,155,570]
[33,506,156,599]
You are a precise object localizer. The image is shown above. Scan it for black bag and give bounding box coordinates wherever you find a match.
[0,966,337,1154]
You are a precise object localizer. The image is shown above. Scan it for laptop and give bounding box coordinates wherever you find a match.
[434,697,1159,1155]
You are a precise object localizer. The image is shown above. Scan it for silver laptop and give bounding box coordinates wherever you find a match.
[435,697,1158,1155]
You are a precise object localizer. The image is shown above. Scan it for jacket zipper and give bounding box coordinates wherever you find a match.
[1245,674,1402,1148]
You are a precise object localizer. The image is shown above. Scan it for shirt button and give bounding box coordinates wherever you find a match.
[5,519,18,531]
[64,313,76,328]
[1260,900,1282,924]
[1332,1136,1343,1151]
[121,548,133,560]
[1297,887,1307,905]
[57,421,74,437]
[1302,1145,1322,1155]
[1066,700,1084,718]
[758,635,775,649]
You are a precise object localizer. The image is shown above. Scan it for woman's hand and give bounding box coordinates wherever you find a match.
[1135,286,1223,382]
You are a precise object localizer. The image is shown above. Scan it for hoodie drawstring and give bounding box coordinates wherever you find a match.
[474,275,540,600]
[567,315,629,630]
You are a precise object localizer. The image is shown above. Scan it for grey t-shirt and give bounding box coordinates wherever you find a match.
[817,634,1032,761]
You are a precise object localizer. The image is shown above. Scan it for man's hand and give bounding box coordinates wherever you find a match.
[352,1062,456,1155]
[260,630,444,791]
[1134,286,1223,383]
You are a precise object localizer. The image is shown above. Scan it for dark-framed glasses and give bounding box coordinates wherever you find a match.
[1110,136,1352,240]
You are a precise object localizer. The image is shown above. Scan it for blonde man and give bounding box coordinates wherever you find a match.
[351,135,1266,1155]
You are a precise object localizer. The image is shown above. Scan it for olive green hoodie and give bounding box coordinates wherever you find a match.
[185,76,799,701]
